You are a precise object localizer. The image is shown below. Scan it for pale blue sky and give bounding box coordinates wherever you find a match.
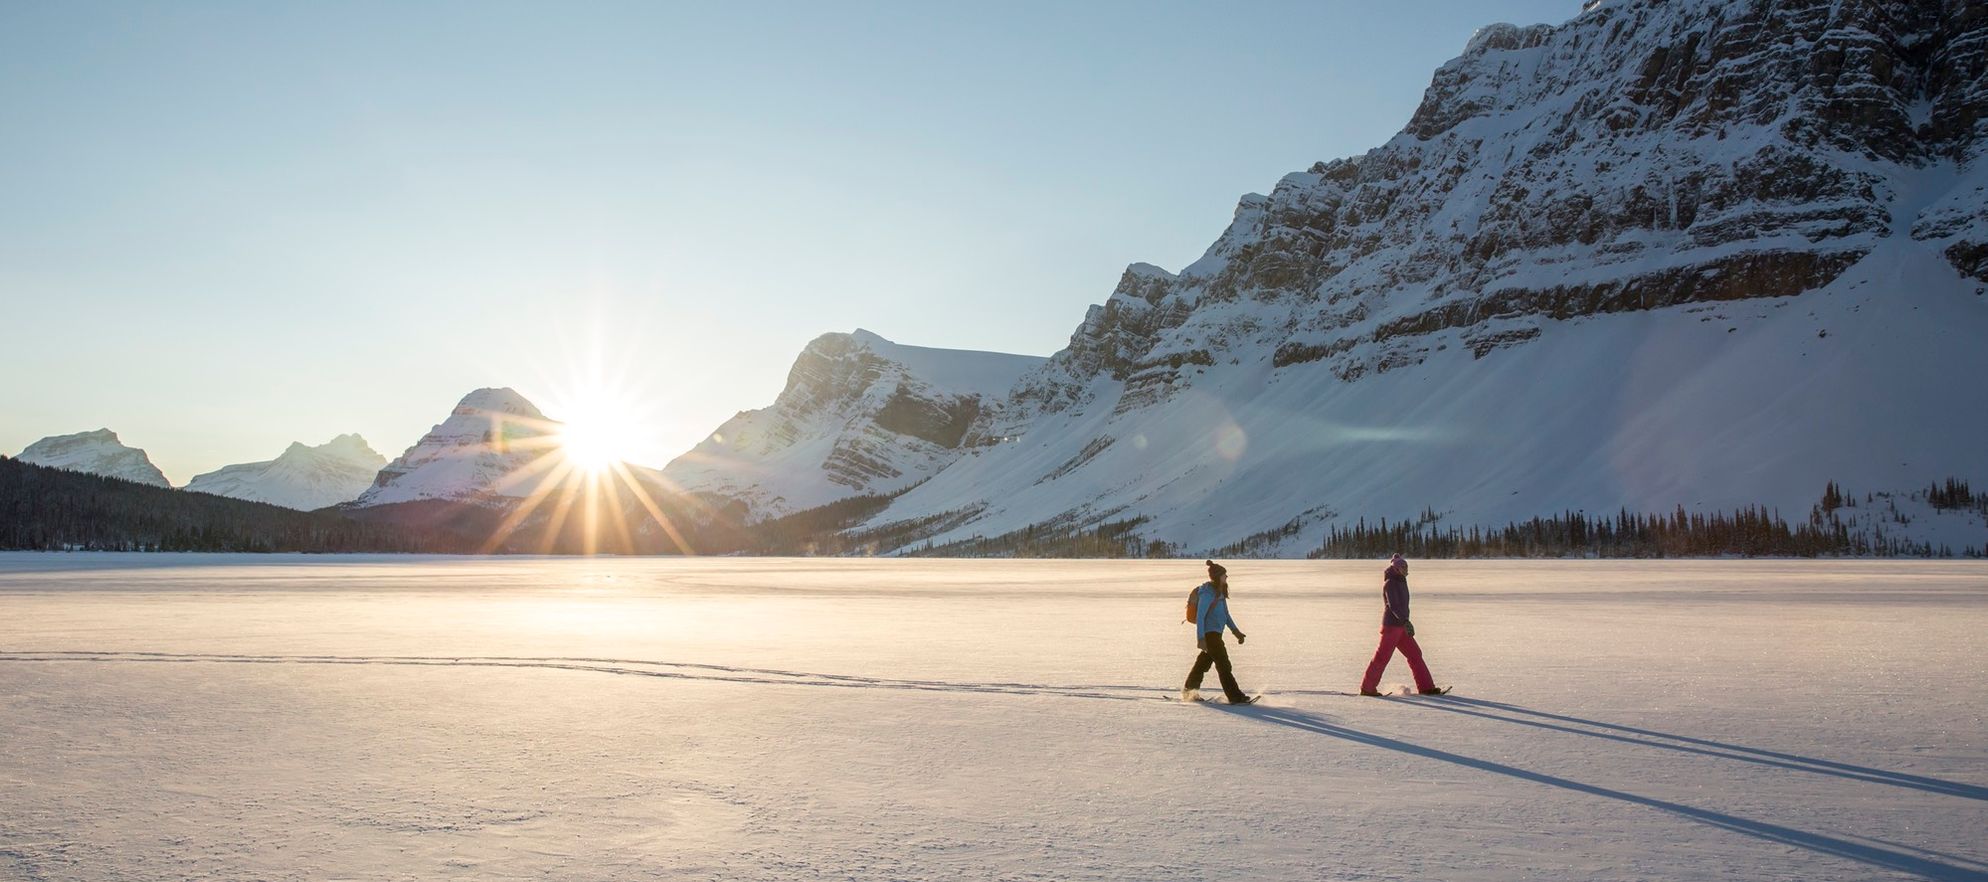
[1,1,1577,482]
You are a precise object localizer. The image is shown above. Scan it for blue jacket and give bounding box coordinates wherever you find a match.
[1194,582,1242,642]
[1382,566,1411,627]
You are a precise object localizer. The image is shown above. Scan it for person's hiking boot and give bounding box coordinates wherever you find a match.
[1418,686,1452,695]
[1359,689,1383,697]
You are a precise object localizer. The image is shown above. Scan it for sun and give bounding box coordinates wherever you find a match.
[555,395,642,474]
[466,317,706,555]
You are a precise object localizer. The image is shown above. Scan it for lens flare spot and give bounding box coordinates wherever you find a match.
[1214,424,1248,461]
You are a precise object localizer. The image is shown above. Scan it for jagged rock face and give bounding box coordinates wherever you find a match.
[15,429,171,488]
[185,434,387,510]
[662,330,1044,520]
[350,388,560,507]
[1008,0,1988,399]
[853,0,1988,555]
[1011,263,1200,415]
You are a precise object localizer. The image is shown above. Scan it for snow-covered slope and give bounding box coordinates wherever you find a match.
[184,434,387,511]
[838,0,1988,553]
[15,429,171,488]
[662,330,1044,519]
[351,389,561,508]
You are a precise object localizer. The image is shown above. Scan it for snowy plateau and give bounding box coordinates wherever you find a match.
[0,554,1982,881]
[656,0,1988,557]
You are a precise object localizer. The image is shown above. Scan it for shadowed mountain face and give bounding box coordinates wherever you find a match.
[668,0,1988,556]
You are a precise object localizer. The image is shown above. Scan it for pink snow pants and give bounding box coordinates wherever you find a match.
[1360,625,1436,693]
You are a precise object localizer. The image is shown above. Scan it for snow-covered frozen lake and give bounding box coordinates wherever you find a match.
[1,554,1984,881]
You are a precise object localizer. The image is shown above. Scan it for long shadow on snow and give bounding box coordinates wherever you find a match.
[1217,704,1982,882]
[1389,696,1988,804]
[1273,689,1988,805]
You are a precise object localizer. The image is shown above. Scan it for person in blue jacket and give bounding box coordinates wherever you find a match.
[1182,559,1255,704]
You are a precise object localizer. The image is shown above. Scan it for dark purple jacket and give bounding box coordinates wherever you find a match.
[1381,566,1411,628]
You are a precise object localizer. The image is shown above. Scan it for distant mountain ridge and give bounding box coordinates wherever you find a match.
[15,429,171,488]
[185,434,387,511]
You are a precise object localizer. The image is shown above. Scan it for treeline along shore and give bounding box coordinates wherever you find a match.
[2,456,1980,558]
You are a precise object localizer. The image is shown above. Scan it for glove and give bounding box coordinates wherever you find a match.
[1236,633,1247,645]
[1404,622,1416,638]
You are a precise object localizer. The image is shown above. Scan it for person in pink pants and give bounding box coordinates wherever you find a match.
[1360,554,1446,696]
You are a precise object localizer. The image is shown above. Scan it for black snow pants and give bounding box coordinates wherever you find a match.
[1184,631,1248,703]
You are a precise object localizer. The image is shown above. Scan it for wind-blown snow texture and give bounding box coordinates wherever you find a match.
[663,329,1044,518]
[184,434,387,511]
[672,0,1988,555]
[0,555,1982,881]
[14,429,171,488]
[352,388,558,507]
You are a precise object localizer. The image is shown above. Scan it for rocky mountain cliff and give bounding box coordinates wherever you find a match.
[15,429,171,488]
[350,388,562,507]
[804,0,1988,554]
[185,434,387,511]
[663,330,1045,519]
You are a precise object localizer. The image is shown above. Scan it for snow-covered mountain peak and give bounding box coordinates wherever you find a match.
[351,389,560,508]
[663,332,1047,519]
[322,432,371,452]
[186,434,388,511]
[1460,21,1554,57]
[454,387,544,419]
[15,429,171,488]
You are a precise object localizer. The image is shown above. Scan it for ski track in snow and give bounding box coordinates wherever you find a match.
[0,650,1178,703]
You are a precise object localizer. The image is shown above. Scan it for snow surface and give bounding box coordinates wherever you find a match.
[2,555,1983,881]
[184,434,387,511]
[13,429,171,488]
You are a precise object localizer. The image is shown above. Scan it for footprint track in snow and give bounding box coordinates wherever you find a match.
[0,650,1184,703]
